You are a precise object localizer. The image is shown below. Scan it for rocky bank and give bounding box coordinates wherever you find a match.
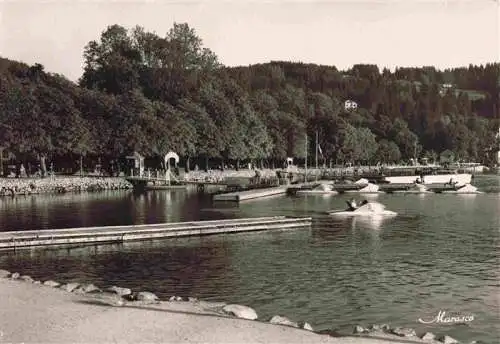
[0,268,479,344]
[0,176,132,197]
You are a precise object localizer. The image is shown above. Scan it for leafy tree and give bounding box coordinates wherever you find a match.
[1,26,499,171]
[376,139,401,163]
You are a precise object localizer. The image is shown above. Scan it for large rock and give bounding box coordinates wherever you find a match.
[353,325,368,334]
[0,269,11,278]
[380,324,391,332]
[133,291,159,303]
[368,324,390,332]
[421,332,436,341]
[107,286,132,297]
[222,304,258,320]
[440,335,459,344]
[269,315,299,328]
[74,283,101,294]
[20,275,34,283]
[43,280,60,288]
[60,283,80,292]
[298,321,314,331]
[391,327,417,337]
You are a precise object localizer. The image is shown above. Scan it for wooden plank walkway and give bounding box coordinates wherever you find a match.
[0,216,312,251]
[212,186,288,202]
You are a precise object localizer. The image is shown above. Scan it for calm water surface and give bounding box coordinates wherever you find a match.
[0,175,498,343]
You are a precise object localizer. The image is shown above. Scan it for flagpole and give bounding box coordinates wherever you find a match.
[315,131,318,181]
[305,133,308,184]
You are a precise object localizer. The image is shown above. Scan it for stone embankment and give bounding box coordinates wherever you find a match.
[0,176,132,197]
[0,268,475,344]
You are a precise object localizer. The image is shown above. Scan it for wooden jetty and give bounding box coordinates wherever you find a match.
[0,216,312,251]
[213,186,288,202]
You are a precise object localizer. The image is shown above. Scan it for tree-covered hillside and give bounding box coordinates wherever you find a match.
[1,23,499,174]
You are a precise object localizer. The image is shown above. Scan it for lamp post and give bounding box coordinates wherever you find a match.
[0,124,12,177]
[0,147,4,177]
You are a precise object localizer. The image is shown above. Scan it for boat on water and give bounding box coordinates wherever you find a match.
[296,183,339,195]
[359,165,475,193]
[433,183,482,194]
[327,199,397,216]
[343,178,379,193]
[384,173,472,186]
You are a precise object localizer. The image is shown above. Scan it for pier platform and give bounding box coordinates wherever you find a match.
[378,183,416,193]
[212,186,288,202]
[0,216,312,251]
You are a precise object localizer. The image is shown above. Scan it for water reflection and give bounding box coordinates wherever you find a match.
[350,215,391,231]
[359,193,380,199]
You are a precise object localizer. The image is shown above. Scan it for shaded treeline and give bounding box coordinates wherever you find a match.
[0,23,499,175]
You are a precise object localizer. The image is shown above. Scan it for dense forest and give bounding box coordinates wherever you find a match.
[0,23,499,175]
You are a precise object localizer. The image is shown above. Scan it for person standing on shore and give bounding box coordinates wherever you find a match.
[20,164,26,178]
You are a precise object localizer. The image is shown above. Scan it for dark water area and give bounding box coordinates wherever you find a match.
[0,175,499,343]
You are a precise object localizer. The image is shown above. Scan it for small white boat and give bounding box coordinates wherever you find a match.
[327,200,397,216]
[441,184,482,194]
[384,173,472,186]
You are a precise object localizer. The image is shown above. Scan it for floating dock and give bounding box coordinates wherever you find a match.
[212,186,288,202]
[0,216,312,251]
[287,182,369,194]
[378,183,416,193]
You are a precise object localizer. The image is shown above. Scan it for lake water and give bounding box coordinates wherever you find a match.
[0,175,498,343]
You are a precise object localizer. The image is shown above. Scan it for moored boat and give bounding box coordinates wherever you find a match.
[359,165,473,186]
[296,183,338,195]
[327,199,397,216]
[384,173,472,186]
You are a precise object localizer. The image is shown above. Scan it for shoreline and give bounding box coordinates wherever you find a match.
[0,269,465,344]
[0,176,132,197]
[0,167,484,198]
